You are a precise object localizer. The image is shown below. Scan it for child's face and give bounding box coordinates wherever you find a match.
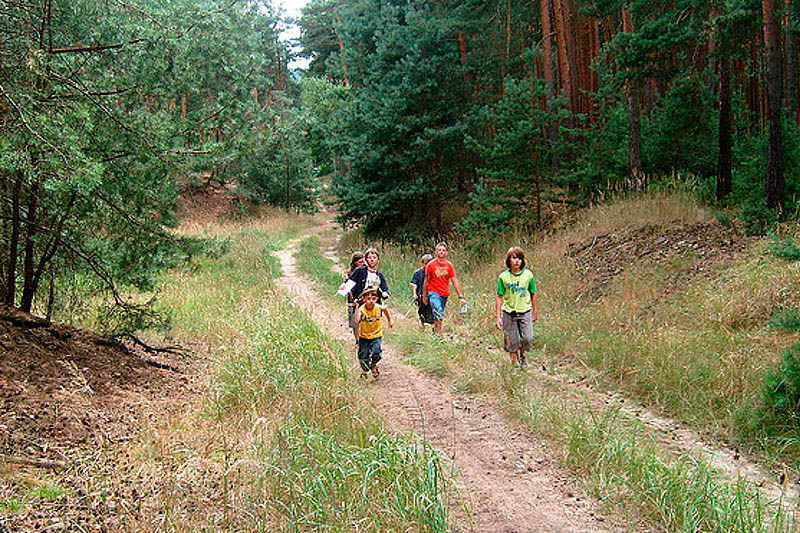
[363,293,378,306]
[365,252,379,268]
[435,245,448,259]
[509,255,523,270]
[355,257,365,268]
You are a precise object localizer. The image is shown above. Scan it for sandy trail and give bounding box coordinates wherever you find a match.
[275,238,614,532]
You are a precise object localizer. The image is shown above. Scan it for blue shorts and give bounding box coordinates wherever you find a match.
[427,292,448,321]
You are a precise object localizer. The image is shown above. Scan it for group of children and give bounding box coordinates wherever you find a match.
[338,243,538,378]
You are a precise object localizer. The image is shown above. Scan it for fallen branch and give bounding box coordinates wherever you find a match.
[111,333,191,357]
[0,454,65,470]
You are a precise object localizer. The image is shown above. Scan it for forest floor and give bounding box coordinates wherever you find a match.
[0,306,197,530]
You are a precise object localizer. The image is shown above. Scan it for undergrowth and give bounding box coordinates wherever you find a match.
[104,214,449,530]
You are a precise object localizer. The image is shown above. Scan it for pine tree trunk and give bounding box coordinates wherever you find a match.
[19,180,40,313]
[717,57,733,201]
[553,0,570,102]
[540,0,559,170]
[623,7,643,181]
[4,175,21,306]
[786,0,798,121]
[762,0,785,210]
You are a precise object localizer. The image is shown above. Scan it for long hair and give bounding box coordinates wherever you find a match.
[505,246,526,269]
[348,251,365,275]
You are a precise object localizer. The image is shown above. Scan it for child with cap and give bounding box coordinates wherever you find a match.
[353,287,394,378]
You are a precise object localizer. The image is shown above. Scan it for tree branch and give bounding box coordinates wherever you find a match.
[0,454,65,470]
[49,39,144,55]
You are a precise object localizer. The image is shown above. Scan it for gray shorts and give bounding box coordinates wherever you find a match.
[348,303,357,328]
[502,310,534,353]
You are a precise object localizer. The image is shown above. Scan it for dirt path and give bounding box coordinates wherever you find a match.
[275,237,615,532]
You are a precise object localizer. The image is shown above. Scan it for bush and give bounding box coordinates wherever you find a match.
[767,233,800,261]
[762,343,800,424]
[761,309,800,425]
[739,201,778,236]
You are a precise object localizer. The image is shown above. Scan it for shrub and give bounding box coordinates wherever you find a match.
[761,309,800,425]
[767,233,800,261]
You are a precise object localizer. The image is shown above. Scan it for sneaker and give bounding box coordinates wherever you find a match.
[519,353,528,371]
[360,369,370,379]
[371,363,380,378]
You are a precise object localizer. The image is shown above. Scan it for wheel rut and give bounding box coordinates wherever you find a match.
[274,236,615,532]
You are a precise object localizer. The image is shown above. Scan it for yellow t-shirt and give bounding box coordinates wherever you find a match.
[359,303,384,339]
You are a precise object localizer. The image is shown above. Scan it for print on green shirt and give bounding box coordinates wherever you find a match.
[497,269,536,314]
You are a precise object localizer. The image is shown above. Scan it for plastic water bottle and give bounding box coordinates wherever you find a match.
[460,302,469,314]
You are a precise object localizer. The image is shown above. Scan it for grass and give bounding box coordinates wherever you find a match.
[327,189,800,531]
[0,498,22,513]
[295,236,346,295]
[47,210,450,531]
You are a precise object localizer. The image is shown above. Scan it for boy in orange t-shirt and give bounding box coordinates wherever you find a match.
[421,242,467,334]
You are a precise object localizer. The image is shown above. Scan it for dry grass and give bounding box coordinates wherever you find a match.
[94,212,449,531]
[333,189,800,530]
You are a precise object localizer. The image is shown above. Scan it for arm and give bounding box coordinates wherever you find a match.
[379,272,390,300]
[495,293,504,330]
[531,292,538,322]
[353,305,361,326]
[451,275,466,303]
[410,283,419,301]
[349,267,364,301]
[422,272,430,305]
[382,306,394,328]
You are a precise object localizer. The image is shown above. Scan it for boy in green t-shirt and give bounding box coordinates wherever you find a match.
[495,246,538,370]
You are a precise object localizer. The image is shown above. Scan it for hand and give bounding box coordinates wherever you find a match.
[458,296,467,304]
[533,313,538,322]
[388,320,394,329]
[413,295,418,302]
[496,318,503,330]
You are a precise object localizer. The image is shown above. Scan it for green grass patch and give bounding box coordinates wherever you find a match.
[27,483,69,501]
[0,499,23,513]
[295,236,345,295]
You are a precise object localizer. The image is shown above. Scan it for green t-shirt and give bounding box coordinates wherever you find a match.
[497,269,536,314]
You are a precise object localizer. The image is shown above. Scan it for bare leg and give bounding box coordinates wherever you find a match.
[433,320,442,334]
[509,351,519,367]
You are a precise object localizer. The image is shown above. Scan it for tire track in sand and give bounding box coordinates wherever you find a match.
[275,237,615,533]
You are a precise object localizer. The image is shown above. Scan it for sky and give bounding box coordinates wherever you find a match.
[276,0,310,70]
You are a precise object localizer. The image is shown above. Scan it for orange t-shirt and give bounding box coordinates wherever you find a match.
[425,259,455,297]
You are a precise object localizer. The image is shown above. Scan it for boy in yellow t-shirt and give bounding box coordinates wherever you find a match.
[354,288,394,378]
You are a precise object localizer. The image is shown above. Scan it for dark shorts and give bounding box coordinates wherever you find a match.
[357,337,382,371]
[348,303,358,328]
[417,300,435,324]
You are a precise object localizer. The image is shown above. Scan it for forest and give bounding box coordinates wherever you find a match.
[3,0,800,531]
[3,0,800,314]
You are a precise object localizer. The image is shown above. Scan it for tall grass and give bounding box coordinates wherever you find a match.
[331,190,799,531]
[112,214,448,531]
